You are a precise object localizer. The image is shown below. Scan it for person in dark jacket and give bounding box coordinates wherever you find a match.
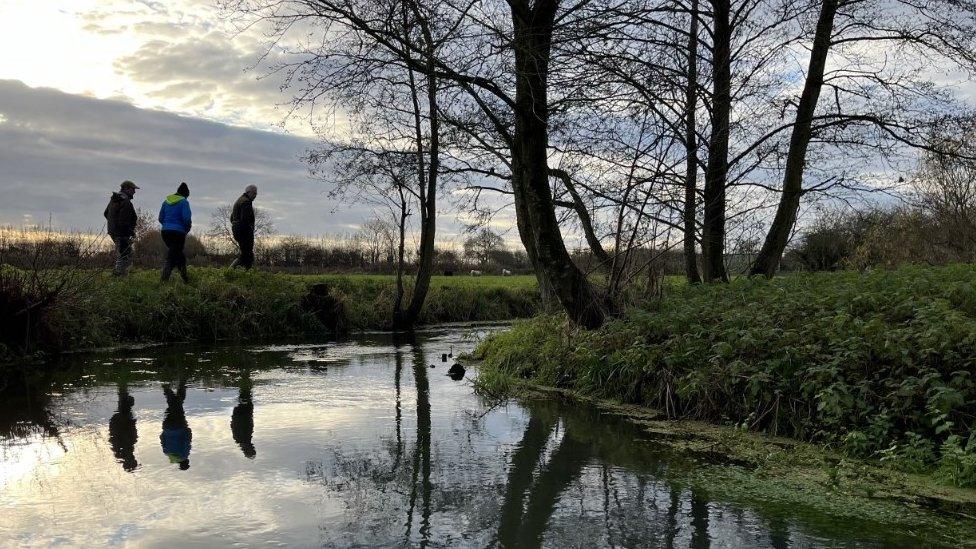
[230,185,258,269]
[108,383,138,472]
[230,369,256,458]
[104,180,139,276]
[158,182,192,283]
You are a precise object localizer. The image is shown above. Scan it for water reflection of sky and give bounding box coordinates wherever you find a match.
[0,326,952,548]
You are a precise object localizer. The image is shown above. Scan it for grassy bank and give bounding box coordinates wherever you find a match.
[474,264,976,487]
[0,267,539,358]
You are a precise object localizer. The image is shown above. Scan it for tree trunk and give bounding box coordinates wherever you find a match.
[509,0,604,328]
[550,167,610,266]
[750,0,838,278]
[393,192,408,324]
[396,0,438,330]
[702,0,731,283]
[403,39,439,326]
[684,0,703,284]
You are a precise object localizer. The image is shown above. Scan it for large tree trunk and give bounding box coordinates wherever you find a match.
[702,0,732,283]
[683,0,702,284]
[509,0,605,328]
[750,0,838,278]
[395,0,438,330]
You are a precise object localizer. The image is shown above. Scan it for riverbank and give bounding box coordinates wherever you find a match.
[473,264,976,489]
[0,267,539,359]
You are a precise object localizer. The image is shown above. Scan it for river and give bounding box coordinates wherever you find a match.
[0,323,956,547]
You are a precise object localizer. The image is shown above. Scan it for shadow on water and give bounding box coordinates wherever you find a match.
[0,324,965,548]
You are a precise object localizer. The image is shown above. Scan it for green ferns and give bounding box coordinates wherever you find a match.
[475,265,976,486]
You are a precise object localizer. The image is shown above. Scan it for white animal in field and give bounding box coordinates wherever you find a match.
[501,269,512,276]
[469,270,483,276]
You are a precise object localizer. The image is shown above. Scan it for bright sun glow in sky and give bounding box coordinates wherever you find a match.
[0,0,312,134]
[0,2,137,97]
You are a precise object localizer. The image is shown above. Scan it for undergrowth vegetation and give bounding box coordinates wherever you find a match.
[0,267,538,358]
[474,265,976,487]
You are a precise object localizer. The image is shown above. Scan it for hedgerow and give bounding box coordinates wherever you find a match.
[1,268,539,356]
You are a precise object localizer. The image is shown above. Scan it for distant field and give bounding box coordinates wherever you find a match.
[299,273,538,289]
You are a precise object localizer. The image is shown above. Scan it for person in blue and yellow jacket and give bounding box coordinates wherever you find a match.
[160,379,191,471]
[158,182,192,283]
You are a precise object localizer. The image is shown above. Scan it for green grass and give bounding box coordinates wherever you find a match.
[297,273,538,289]
[474,264,976,487]
[2,267,539,357]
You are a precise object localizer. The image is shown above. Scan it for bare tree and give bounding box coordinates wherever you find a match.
[207,205,276,253]
[358,217,398,266]
[225,0,609,327]
[463,227,505,269]
[913,132,976,255]
[750,0,976,277]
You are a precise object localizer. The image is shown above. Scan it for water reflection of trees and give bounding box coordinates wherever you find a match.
[0,372,65,443]
[0,338,892,547]
[302,341,731,548]
[405,347,432,546]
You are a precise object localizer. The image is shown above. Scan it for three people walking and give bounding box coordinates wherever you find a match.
[158,182,193,283]
[105,180,261,278]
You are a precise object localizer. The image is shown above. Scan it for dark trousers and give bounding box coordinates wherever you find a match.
[232,225,255,269]
[111,235,133,275]
[161,230,188,282]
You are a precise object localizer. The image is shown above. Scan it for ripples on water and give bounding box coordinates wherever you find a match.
[0,324,947,547]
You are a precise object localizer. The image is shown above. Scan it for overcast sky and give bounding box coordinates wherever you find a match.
[0,0,481,242]
[2,1,971,244]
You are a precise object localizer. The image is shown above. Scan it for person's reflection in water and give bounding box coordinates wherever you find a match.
[160,380,191,470]
[231,370,256,459]
[108,383,138,471]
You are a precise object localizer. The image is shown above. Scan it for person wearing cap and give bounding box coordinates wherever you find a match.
[230,185,258,269]
[104,180,139,276]
[158,182,192,283]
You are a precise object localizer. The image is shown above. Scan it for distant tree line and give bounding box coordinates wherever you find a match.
[0,217,530,275]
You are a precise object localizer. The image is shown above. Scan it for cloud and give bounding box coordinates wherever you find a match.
[0,80,369,236]
[113,31,292,130]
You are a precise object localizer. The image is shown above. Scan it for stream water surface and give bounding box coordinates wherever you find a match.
[0,324,960,548]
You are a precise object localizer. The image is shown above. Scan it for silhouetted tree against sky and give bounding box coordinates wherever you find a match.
[223,0,976,324]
